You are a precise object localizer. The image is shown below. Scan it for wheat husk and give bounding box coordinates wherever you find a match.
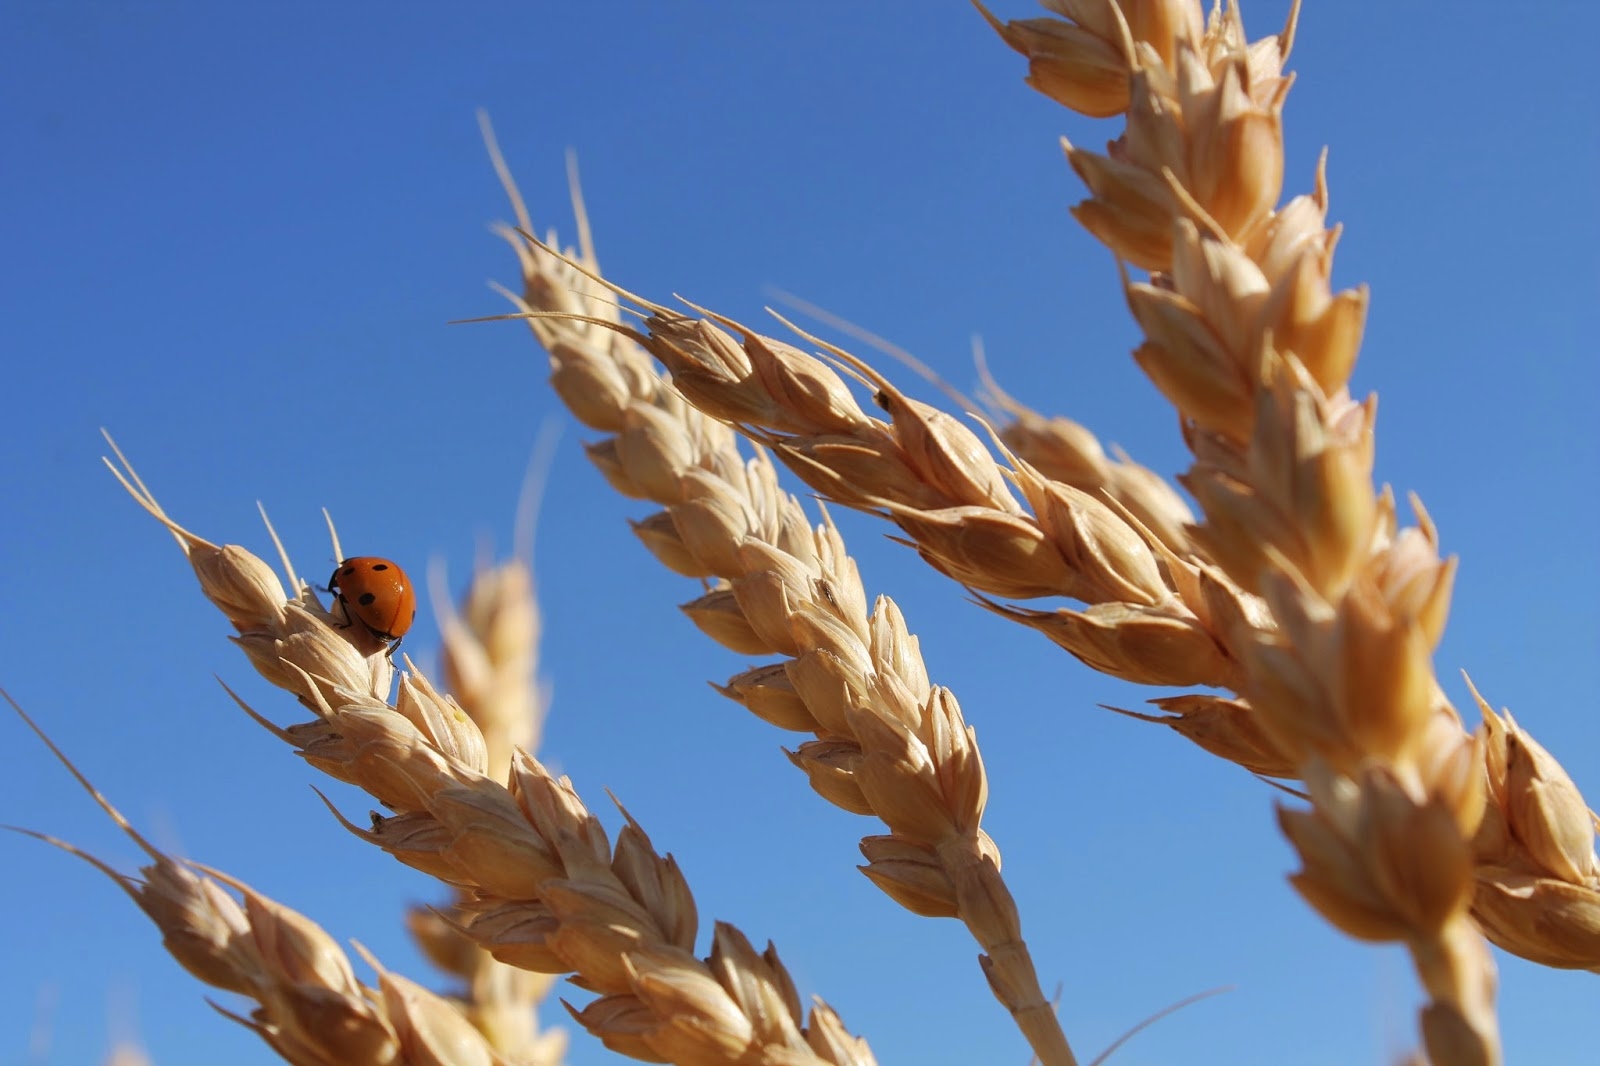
[408,557,567,1064]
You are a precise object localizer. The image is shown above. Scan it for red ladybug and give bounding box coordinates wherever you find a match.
[327,556,416,655]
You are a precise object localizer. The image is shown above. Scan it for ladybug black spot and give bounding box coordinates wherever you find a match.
[358,592,377,606]
[370,563,390,572]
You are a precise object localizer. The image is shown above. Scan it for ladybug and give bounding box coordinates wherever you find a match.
[327,556,416,656]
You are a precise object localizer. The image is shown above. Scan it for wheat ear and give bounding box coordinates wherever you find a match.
[991,1,1599,1060]
[482,122,1076,1065]
[768,290,1198,557]
[103,452,874,1065]
[976,356,1197,557]
[5,692,509,1066]
[406,556,567,1064]
[496,229,1286,766]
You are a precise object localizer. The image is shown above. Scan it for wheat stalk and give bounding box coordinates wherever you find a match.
[101,447,874,1065]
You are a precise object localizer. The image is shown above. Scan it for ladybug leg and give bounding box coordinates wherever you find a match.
[381,610,414,660]
[328,594,354,630]
[322,566,350,627]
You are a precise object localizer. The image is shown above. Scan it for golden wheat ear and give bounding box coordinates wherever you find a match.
[407,474,567,1063]
[92,445,881,1062]
[2,688,506,1065]
[477,131,1084,1065]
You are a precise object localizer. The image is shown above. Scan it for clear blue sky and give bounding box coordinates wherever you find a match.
[2,3,1596,1064]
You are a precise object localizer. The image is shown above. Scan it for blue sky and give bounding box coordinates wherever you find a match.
[2,2,1596,1064]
